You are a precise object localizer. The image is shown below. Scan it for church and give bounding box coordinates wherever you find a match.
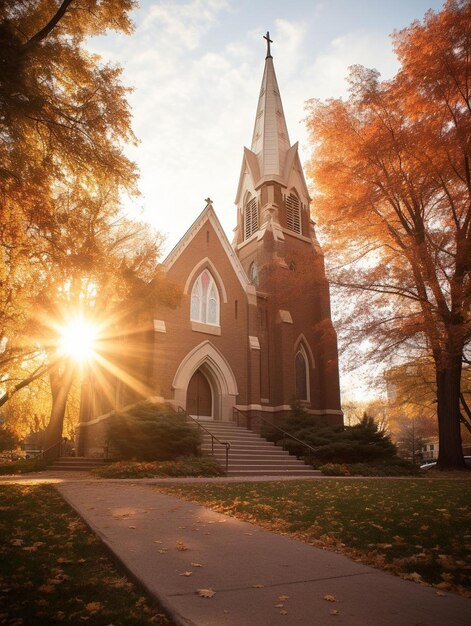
[76,36,342,457]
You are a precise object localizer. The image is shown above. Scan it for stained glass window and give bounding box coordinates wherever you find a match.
[190,270,220,325]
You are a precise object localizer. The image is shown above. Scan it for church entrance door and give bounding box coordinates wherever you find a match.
[186,369,212,420]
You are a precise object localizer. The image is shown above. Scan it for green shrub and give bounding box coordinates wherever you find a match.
[0,458,47,475]
[319,463,350,476]
[267,408,398,466]
[107,401,202,461]
[347,460,420,477]
[92,456,224,478]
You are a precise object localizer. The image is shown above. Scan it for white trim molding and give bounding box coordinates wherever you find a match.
[235,404,343,416]
[191,321,221,336]
[172,340,238,421]
[249,336,260,350]
[184,257,228,303]
[294,333,315,367]
[153,320,166,333]
[278,310,293,324]
[164,204,251,295]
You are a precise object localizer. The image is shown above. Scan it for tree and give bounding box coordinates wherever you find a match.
[305,0,471,469]
[0,2,182,457]
[0,426,18,452]
[0,0,138,397]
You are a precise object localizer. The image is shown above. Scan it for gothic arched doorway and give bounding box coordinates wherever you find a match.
[173,341,238,421]
[186,369,213,420]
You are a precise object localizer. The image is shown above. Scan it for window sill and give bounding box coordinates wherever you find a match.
[191,321,221,336]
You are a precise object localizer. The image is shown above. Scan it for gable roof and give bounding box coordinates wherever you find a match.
[163,202,251,292]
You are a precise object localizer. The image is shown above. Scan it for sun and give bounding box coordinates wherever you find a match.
[58,316,98,363]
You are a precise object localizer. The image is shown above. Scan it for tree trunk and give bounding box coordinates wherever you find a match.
[42,361,75,461]
[436,354,465,470]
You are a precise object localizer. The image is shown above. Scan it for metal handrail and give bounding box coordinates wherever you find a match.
[177,407,230,472]
[232,406,320,464]
[40,440,61,462]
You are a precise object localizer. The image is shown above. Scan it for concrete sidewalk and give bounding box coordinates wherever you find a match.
[56,481,470,626]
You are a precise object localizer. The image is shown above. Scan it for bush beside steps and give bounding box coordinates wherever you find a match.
[92,456,225,478]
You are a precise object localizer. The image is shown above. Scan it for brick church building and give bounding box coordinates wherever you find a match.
[76,39,342,457]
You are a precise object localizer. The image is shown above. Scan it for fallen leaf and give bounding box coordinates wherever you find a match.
[402,572,422,583]
[128,525,136,529]
[38,585,55,594]
[85,601,103,612]
[280,610,288,615]
[180,571,192,577]
[11,539,24,546]
[330,609,340,615]
[275,603,284,608]
[323,595,336,602]
[435,582,451,590]
[196,588,215,598]
[176,541,188,551]
[278,595,289,601]
[191,563,203,568]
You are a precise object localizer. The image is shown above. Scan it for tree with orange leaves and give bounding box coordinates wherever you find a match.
[0,2,181,456]
[306,0,471,469]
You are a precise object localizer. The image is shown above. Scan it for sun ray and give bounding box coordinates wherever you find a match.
[93,352,154,399]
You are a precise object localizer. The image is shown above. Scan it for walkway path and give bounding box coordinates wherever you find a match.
[54,479,470,626]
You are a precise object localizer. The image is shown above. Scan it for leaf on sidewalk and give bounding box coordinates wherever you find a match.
[196,588,215,598]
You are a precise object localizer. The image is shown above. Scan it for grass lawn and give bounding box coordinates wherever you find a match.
[0,484,173,625]
[155,478,471,597]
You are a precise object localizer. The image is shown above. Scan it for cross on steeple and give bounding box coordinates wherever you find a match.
[263,31,273,59]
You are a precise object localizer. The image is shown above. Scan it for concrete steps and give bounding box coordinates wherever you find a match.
[199,421,319,476]
[47,457,106,471]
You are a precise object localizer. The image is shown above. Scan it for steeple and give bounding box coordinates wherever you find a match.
[234,32,316,251]
[250,34,291,179]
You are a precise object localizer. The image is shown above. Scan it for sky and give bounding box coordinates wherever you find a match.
[89,0,444,401]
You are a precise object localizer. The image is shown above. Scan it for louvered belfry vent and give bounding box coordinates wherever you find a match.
[245,197,258,239]
[286,193,301,234]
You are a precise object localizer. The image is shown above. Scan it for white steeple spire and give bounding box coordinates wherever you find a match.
[234,31,313,249]
[250,34,291,178]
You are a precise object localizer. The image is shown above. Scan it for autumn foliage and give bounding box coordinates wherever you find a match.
[306,0,471,469]
[0,2,179,451]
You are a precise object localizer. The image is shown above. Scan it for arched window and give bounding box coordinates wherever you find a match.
[295,345,310,401]
[249,262,259,286]
[244,195,258,239]
[190,270,220,325]
[286,192,302,234]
